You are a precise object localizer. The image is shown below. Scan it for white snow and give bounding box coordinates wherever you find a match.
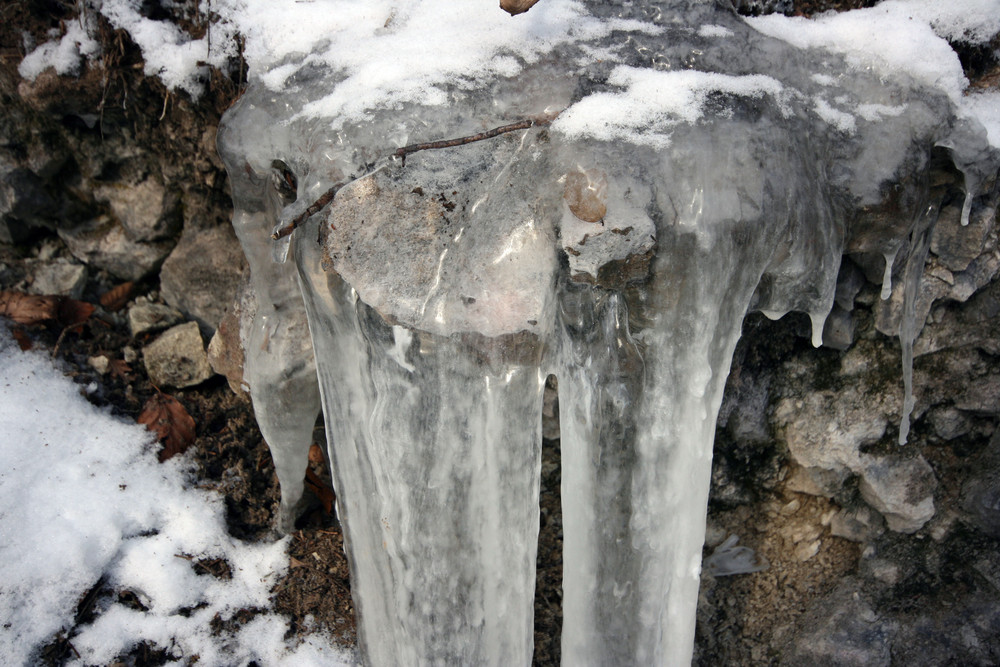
[553,67,785,147]
[17,17,100,80]
[961,90,1000,149]
[15,0,1000,140]
[746,2,971,103]
[0,326,354,666]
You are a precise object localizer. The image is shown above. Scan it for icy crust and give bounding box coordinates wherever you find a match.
[219,0,997,340]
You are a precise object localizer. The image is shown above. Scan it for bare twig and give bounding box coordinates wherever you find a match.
[393,110,559,161]
[271,181,345,240]
[271,110,562,241]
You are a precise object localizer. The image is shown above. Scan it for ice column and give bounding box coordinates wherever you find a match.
[293,133,558,664]
[217,102,321,533]
[215,1,999,664]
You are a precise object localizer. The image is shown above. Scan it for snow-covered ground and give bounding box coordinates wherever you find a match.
[0,326,353,665]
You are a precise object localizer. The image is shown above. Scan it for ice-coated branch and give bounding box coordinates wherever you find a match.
[272,182,345,240]
[270,110,562,241]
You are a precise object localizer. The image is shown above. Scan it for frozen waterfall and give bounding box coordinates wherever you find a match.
[215,0,998,664]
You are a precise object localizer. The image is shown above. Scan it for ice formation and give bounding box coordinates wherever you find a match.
[214,0,999,665]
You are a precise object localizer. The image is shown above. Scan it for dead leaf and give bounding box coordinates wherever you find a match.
[0,291,59,324]
[56,298,95,329]
[100,282,134,312]
[563,168,608,223]
[108,359,133,381]
[11,327,33,351]
[138,392,196,462]
[308,443,325,463]
[501,0,541,15]
[305,467,335,515]
[0,290,95,329]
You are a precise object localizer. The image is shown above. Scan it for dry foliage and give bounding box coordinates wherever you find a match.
[0,290,95,327]
[501,0,542,15]
[100,282,134,312]
[138,392,197,462]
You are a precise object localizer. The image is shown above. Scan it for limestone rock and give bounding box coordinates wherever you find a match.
[782,579,895,667]
[930,201,994,273]
[95,177,182,243]
[159,225,246,333]
[26,258,87,298]
[207,307,247,398]
[143,321,213,388]
[858,454,937,533]
[774,386,888,474]
[58,215,175,281]
[129,298,185,337]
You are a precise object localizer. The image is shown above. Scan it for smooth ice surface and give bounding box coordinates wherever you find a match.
[208,1,1000,666]
[0,326,353,666]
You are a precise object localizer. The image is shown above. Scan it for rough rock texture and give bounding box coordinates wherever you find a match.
[142,321,213,388]
[128,297,184,337]
[159,224,246,333]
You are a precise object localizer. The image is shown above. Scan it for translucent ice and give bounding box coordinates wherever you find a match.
[216,1,999,664]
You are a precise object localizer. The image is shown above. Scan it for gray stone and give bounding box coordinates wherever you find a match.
[927,405,972,440]
[829,506,882,543]
[143,321,214,388]
[59,215,175,281]
[95,176,182,243]
[159,225,246,333]
[26,258,87,298]
[782,579,895,667]
[930,201,994,272]
[774,386,889,474]
[858,454,937,533]
[821,304,854,351]
[128,299,185,337]
[916,274,1000,357]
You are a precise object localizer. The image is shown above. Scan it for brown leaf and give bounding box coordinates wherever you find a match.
[138,392,197,462]
[308,443,325,464]
[108,359,133,382]
[0,290,95,329]
[563,168,608,223]
[56,298,95,328]
[100,282,134,312]
[11,327,33,351]
[501,0,541,15]
[305,467,335,515]
[0,291,59,324]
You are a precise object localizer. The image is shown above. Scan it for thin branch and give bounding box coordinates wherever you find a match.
[271,110,562,241]
[271,181,344,240]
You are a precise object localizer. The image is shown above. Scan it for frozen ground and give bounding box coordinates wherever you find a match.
[0,325,353,666]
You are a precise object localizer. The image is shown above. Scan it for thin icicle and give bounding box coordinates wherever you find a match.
[880,247,898,300]
[897,204,938,445]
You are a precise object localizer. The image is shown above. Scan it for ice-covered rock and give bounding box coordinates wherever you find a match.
[213,0,1000,664]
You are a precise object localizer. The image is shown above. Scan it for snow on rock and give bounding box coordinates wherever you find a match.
[0,325,353,665]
